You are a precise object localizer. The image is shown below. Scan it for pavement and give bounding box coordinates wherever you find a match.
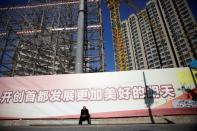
[0,115,197,131]
[1,115,197,126]
[0,124,197,131]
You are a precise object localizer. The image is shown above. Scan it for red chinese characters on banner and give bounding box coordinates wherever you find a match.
[62,89,75,102]
[49,89,62,102]
[25,90,36,103]
[132,86,145,99]
[13,90,24,103]
[0,91,12,103]
[147,85,160,98]
[118,87,131,100]
[90,88,102,101]
[160,84,175,98]
[76,89,89,101]
[104,87,117,101]
[0,84,176,104]
[37,90,49,103]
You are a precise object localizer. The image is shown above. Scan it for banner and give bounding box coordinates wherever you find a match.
[0,67,196,119]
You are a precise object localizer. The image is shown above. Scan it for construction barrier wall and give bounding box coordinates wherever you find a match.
[0,67,196,119]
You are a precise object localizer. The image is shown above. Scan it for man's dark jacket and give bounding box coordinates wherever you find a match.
[81,109,90,117]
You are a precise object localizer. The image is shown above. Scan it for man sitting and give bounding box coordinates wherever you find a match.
[79,106,91,125]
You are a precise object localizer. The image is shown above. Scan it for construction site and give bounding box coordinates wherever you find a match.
[1,0,197,76]
[0,0,104,76]
[0,0,197,130]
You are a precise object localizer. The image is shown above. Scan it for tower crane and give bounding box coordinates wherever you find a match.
[106,0,138,71]
[106,0,165,71]
[106,0,127,71]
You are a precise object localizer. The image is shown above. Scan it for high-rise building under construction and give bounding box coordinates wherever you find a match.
[121,0,197,70]
[0,0,104,76]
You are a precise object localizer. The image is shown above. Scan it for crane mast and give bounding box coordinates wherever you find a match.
[107,0,127,71]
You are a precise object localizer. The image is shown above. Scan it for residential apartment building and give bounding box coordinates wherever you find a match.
[121,0,196,70]
[158,0,196,67]
[121,20,136,70]
[127,14,148,70]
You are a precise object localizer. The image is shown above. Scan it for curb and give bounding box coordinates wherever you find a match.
[0,115,197,126]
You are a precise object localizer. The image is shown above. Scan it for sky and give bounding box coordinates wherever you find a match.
[0,0,197,72]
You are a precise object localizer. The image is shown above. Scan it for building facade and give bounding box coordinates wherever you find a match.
[121,20,136,70]
[158,0,197,67]
[121,0,196,70]
[127,14,148,70]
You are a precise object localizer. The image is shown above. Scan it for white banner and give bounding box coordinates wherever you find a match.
[0,67,196,119]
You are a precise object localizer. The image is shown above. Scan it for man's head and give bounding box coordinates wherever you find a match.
[83,106,86,110]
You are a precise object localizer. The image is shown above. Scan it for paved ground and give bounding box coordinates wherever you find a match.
[0,124,196,131]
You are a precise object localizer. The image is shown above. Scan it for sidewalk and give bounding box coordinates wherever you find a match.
[0,115,197,126]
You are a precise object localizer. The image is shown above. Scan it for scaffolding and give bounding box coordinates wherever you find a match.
[0,0,104,76]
